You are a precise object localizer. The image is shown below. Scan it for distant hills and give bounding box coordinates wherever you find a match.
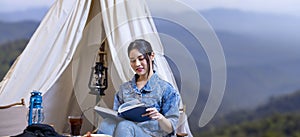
[199,113,300,137]
[0,7,49,22]
[195,90,300,136]
[215,90,300,126]
[0,7,46,44]
[201,9,300,111]
[0,39,28,79]
[153,8,300,133]
[154,8,300,111]
[200,8,300,43]
[0,21,39,44]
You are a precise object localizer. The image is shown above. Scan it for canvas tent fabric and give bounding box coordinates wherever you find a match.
[0,0,192,136]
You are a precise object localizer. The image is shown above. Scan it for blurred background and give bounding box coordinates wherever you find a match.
[0,0,300,137]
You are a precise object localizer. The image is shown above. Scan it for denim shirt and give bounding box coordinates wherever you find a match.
[113,73,181,137]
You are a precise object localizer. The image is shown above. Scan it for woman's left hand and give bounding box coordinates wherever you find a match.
[143,107,173,133]
[142,107,164,120]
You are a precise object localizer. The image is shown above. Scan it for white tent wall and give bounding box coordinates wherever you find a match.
[0,0,193,136]
[0,0,93,135]
[0,0,91,106]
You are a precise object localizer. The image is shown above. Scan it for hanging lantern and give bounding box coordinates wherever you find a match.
[88,41,108,96]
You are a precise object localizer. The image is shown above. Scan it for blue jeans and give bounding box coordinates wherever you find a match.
[98,118,152,137]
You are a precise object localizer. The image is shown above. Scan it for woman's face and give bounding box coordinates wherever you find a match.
[129,49,153,77]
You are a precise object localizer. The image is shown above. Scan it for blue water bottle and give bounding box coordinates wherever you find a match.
[28,90,44,125]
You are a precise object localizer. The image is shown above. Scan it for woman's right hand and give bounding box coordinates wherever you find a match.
[142,107,164,120]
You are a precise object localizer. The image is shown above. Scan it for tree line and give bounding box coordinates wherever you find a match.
[195,90,300,137]
[0,39,28,80]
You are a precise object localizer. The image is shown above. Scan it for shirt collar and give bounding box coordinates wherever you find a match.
[131,72,158,93]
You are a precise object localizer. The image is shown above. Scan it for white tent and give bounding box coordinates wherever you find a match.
[0,0,192,136]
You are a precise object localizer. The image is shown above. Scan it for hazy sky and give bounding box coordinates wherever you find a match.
[0,0,54,12]
[0,0,300,16]
[183,0,300,16]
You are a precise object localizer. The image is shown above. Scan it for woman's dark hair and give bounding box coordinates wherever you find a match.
[128,39,154,77]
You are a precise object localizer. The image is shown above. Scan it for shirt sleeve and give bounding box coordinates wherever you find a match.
[113,92,121,111]
[161,84,181,135]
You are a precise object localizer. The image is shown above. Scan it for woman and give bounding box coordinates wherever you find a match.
[98,39,181,137]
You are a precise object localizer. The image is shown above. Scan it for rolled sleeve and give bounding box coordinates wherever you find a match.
[162,86,181,134]
[113,93,121,111]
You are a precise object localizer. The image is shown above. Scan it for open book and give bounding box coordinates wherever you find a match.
[94,100,151,122]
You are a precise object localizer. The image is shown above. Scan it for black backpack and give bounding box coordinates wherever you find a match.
[13,124,65,137]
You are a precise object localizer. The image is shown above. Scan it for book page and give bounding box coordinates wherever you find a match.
[118,99,145,113]
[118,105,151,122]
[94,106,118,119]
[118,103,145,113]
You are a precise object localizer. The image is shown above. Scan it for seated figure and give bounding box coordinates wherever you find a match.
[98,39,181,137]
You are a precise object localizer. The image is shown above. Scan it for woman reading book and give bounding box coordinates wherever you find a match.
[97,39,181,137]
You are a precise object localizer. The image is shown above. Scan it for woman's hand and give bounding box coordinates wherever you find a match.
[142,107,163,120]
[84,131,92,137]
[142,107,173,133]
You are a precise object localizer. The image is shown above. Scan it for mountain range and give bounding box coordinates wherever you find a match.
[0,21,39,44]
[153,8,300,112]
[0,7,49,22]
[196,90,300,136]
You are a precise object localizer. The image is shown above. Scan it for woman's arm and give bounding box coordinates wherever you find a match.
[144,108,173,133]
[159,87,181,134]
[113,93,121,111]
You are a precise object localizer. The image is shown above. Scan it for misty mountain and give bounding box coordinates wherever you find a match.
[200,8,300,45]
[0,39,28,79]
[0,7,49,22]
[153,9,300,130]
[195,90,300,136]
[202,9,300,111]
[0,21,39,44]
[159,26,300,133]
